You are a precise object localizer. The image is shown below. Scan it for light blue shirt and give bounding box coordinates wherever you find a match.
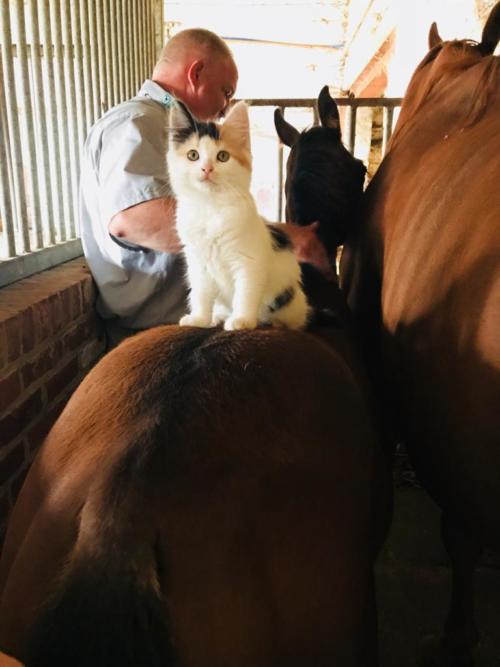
[79,80,187,329]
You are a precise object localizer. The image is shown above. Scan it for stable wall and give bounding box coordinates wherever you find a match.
[0,259,105,540]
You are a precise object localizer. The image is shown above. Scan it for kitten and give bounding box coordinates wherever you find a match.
[167,100,309,331]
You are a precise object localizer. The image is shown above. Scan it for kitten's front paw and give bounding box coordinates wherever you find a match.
[179,314,211,328]
[224,316,258,331]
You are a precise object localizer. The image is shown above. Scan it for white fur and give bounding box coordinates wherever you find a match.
[167,102,309,331]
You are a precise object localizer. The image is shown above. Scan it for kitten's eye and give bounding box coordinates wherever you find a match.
[217,150,230,162]
[187,149,199,161]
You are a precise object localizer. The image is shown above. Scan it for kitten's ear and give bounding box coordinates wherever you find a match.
[223,101,251,150]
[169,101,196,143]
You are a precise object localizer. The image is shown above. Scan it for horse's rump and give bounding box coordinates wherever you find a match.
[0,324,388,666]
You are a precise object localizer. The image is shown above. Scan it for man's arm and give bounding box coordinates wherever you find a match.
[108,196,182,254]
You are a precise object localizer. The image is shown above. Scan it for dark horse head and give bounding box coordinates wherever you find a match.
[274,86,367,257]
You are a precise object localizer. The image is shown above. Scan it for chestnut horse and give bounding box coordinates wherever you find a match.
[0,99,390,666]
[341,4,500,666]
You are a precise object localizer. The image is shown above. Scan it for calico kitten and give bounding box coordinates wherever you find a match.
[167,100,309,331]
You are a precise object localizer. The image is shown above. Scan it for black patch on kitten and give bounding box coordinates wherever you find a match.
[268,287,295,313]
[172,101,220,144]
[268,226,293,251]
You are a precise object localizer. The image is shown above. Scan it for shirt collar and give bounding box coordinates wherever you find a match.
[137,79,175,108]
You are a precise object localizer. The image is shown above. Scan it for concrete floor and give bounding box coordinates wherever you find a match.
[376,453,500,667]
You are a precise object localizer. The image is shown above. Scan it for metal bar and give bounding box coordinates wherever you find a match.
[80,0,94,131]
[50,0,73,241]
[88,2,101,119]
[109,0,119,105]
[0,53,17,257]
[148,0,155,67]
[127,0,137,96]
[143,0,150,76]
[115,0,124,101]
[13,0,44,249]
[277,106,285,222]
[0,239,83,288]
[144,0,154,78]
[39,0,65,243]
[122,1,130,99]
[131,0,139,91]
[28,0,56,246]
[382,106,395,155]
[137,0,145,83]
[152,0,159,65]
[245,97,403,108]
[96,0,108,114]
[346,105,357,154]
[154,0,164,58]
[0,0,31,253]
[62,0,80,236]
[103,0,113,108]
[70,0,86,152]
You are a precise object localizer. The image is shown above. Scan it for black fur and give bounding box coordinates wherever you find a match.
[268,225,293,251]
[172,100,220,144]
[269,287,295,313]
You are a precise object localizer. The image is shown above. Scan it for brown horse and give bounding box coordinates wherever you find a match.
[0,101,390,666]
[341,4,500,666]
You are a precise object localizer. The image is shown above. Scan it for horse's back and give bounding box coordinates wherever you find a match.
[0,324,389,666]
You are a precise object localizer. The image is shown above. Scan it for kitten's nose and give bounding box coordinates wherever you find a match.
[200,162,214,181]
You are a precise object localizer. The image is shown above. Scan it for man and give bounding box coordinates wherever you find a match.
[80,29,238,348]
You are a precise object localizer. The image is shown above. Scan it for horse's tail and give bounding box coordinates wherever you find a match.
[24,326,220,667]
[24,484,174,667]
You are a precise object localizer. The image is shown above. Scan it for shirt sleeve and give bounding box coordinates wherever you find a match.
[97,110,173,227]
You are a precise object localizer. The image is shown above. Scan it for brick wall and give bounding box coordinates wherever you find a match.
[0,258,106,540]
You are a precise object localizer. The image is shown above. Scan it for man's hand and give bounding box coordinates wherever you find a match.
[109,197,182,254]
[277,222,337,281]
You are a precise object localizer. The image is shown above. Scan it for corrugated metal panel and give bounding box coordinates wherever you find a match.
[0,1,163,287]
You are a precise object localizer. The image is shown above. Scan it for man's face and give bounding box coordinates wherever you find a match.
[189,56,238,121]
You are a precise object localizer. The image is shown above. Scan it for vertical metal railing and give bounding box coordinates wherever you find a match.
[0,0,164,288]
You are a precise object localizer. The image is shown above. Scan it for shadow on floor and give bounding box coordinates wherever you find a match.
[376,452,500,666]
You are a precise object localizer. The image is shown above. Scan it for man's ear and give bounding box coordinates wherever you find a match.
[187,59,204,91]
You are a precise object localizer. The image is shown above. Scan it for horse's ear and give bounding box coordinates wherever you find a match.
[274,108,299,147]
[428,22,442,49]
[317,85,340,133]
[478,1,500,55]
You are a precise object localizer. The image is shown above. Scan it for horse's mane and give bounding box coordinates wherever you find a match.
[390,40,499,149]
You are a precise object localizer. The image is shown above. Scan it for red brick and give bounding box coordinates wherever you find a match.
[0,371,22,413]
[21,340,64,388]
[4,316,21,362]
[48,293,64,334]
[32,298,53,344]
[45,357,80,403]
[80,276,96,311]
[60,282,82,321]
[63,318,97,354]
[21,306,36,353]
[0,389,43,449]
[27,400,67,454]
[0,443,25,485]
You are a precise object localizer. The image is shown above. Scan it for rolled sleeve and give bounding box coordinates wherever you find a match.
[98,111,173,226]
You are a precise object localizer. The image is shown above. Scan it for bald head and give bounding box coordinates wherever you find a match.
[152,29,238,121]
[154,29,233,70]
